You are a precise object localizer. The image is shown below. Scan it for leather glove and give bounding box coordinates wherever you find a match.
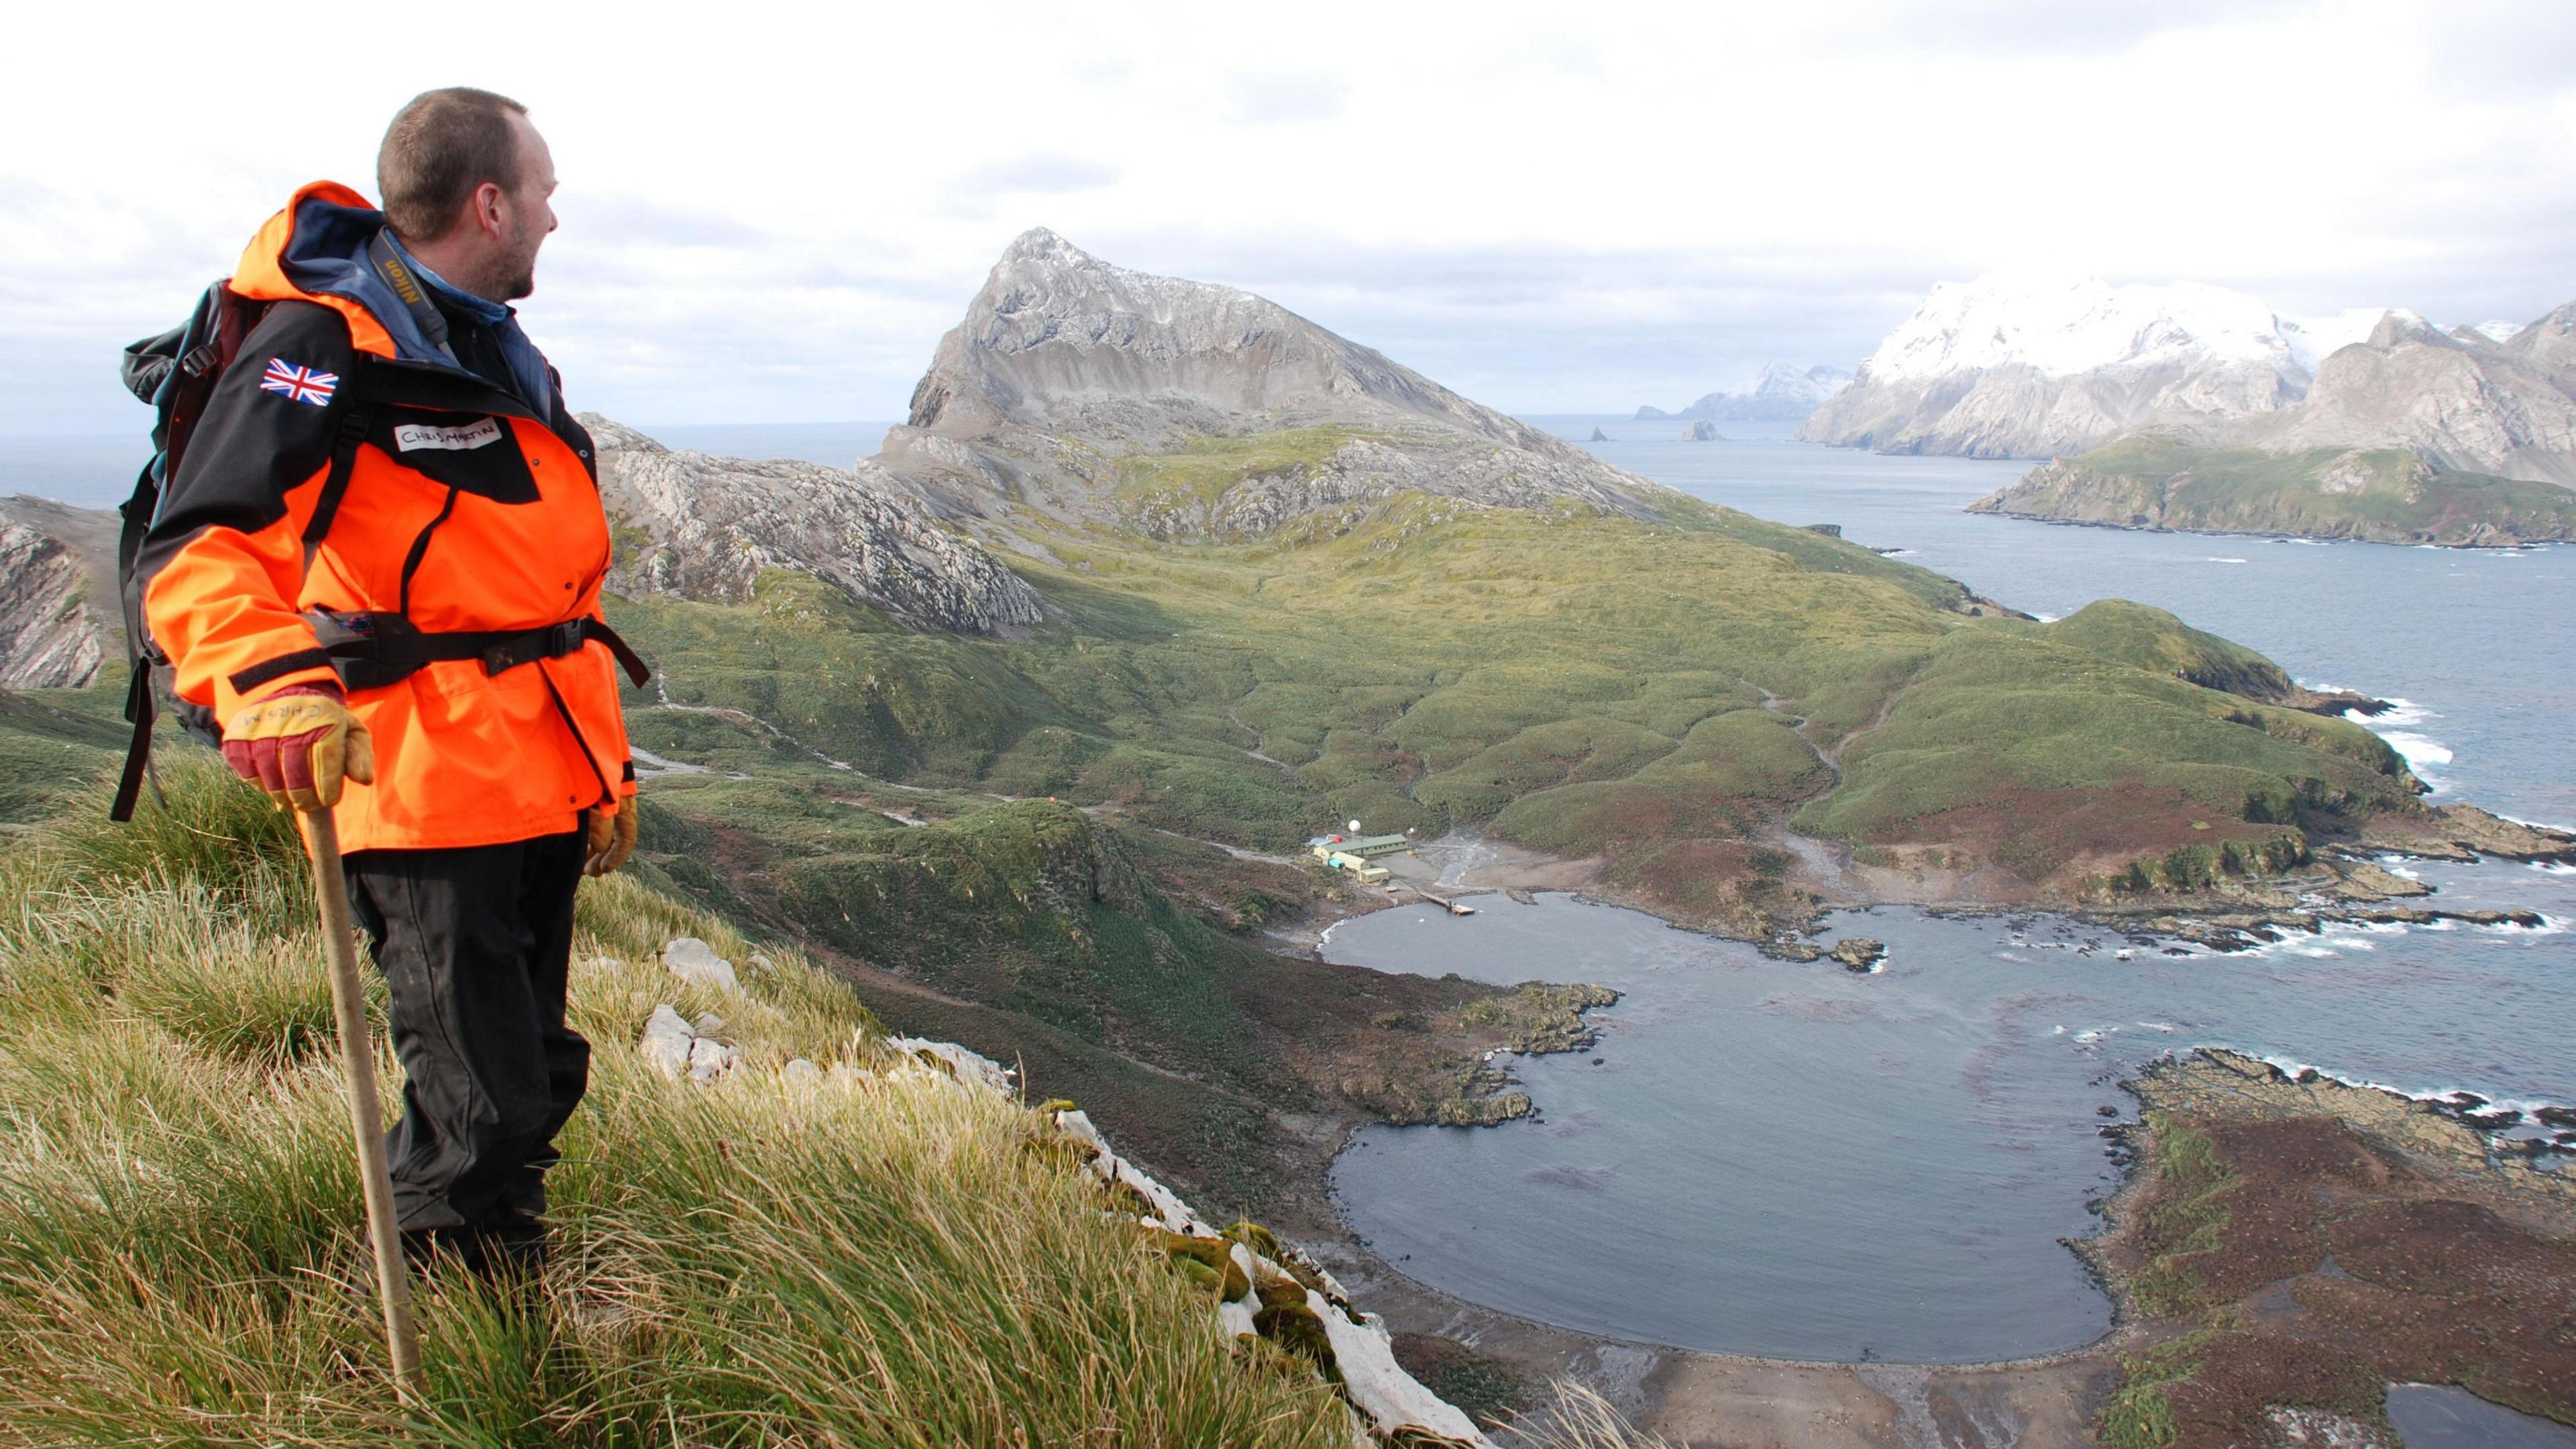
[585,794,638,876]
[222,685,374,810]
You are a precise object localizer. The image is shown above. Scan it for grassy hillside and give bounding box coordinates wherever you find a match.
[0,746,1680,1447]
[1971,435,2576,546]
[0,684,126,826]
[0,759,1389,1446]
[612,480,2426,935]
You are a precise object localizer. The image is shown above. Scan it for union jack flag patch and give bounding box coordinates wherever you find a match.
[259,358,338,407]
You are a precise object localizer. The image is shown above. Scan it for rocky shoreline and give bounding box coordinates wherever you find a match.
[1287,819,2573,1444]
[2081,1049,2576,1448]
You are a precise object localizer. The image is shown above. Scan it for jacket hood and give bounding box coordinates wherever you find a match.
[233,182,421,362]
[231,182,553,412]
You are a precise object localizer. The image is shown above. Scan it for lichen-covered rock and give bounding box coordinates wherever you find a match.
[883,1035,1016,1093]
[687,1034,737,1082]
[638,1004,695,1079]
[1041,1102,1494,1446]
[661,936,742,994]
[585,417,1044,634]
[1829,937,1888,972]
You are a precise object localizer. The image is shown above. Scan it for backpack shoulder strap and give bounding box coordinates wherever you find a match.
[301,393,375,567]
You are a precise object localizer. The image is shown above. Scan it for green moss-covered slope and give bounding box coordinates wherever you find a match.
[610,484,2430,929]
[1971,435,2576,545]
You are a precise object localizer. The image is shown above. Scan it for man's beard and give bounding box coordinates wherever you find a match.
[457,219,541,302]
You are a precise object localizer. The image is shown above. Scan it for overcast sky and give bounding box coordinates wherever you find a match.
[5,0,2571,437]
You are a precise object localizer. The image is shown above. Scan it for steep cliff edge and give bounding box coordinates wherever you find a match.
[879,228,1674,540]
[0,496,116,690]
[583,417,1044,633]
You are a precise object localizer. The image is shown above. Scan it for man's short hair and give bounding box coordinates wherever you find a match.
[378,88,529,240]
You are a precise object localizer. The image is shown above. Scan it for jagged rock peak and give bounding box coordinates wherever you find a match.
[906,228,1557,453]
[881,231,1676,537]
[582,416,1044,635]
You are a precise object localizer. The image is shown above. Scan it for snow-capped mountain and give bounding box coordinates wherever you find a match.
[1809,274,2576,486]
[1797,276,2365,458]
[1635,362,1854,422]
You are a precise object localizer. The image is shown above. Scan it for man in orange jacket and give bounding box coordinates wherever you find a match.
[140,88,640,1277]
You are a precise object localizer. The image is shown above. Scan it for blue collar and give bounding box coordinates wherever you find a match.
[384,234,513,327]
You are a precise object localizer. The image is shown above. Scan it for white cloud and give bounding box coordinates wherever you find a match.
[3,0,2571,436]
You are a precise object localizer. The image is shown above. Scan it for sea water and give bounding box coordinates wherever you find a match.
[1326,418,2576,1362]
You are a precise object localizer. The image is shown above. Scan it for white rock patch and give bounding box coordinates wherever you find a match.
[662,936,742,994]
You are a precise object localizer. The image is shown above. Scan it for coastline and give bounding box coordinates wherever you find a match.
[1303,1041,2576,1446]
[1282,827,2575,1444]
[1967,503,2576,551]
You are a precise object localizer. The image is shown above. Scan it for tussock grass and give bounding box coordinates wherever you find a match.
[0,758,1356,1447]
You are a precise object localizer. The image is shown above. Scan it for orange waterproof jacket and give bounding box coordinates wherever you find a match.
[140,182,635,852]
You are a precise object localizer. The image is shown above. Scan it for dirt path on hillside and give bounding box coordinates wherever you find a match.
[1751,682,1863,904]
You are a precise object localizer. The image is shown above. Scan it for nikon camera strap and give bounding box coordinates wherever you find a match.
[364,230,463,368]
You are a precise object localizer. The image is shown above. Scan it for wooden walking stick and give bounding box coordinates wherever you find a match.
[298,804,425,1398]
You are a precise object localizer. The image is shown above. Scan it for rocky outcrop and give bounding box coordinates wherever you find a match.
[1828,937,1886,971]
[582,417,1044,633]
[1680,420,1723,441]
[879,228,1676,539]
[0,496,117,690]
[1635,362,1852,422]
[2240,309,2576,486]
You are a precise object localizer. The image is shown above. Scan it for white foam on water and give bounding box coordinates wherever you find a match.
[2204,557,2250,564]
[2137,1021,2179,1034]
[2531,861,2576,876]
[2238,1053,2576,1137]
[2368,719,2455,788]
[2030,612,2061,623]
[2500,812,2576,833]
[2370,698,2432,727]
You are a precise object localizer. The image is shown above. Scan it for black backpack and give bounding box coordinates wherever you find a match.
[110,282,368,822]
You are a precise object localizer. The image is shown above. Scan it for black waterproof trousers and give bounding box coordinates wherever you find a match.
[343,829,589,1235]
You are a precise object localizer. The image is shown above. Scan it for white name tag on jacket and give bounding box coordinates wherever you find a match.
[392,417,505,452]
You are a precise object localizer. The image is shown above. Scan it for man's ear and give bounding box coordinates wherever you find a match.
[474,180,508,239]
